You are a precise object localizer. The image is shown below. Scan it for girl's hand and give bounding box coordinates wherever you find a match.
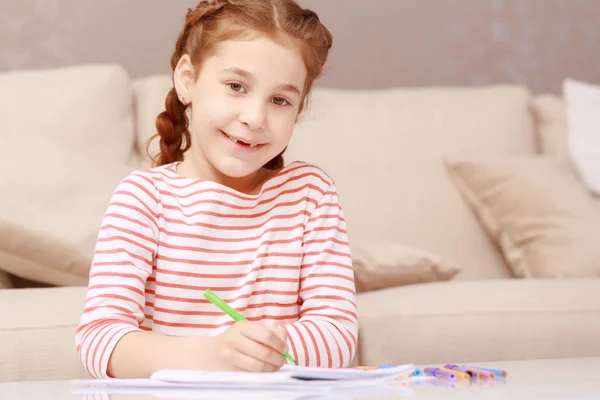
[209,321,289,372]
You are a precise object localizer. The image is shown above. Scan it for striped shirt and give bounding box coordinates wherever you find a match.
[75,161,358,378]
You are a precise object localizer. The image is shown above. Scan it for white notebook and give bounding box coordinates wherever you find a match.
[72,363,415,393]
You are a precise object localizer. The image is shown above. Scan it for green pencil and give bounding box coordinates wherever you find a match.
[203,289,296,364]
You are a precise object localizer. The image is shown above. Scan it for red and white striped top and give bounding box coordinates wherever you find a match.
[75,161,358,378]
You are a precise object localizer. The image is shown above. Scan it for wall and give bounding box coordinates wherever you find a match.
[1,0,599,93]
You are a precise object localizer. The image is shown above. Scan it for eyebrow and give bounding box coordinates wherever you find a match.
[221,66,302,96]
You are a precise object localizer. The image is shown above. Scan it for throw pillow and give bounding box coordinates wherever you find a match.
[0,218,90,286]
[564,78,600,196]
[0,131,135,286]
[351,238,461,293]
[445,156,600,278]
[0,64,134,163]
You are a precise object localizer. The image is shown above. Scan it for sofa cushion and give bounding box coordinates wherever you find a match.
[285,85,536,280]
[0,131,135,285]
[0,64,135,162]
[0,218,90,286]
[351,238,461,293]
[0,286,89,381]
[132,75,174,165]
[446,156,600,278]
[357,279,600,365]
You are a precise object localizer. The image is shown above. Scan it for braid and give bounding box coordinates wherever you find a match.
[148,1,228,167]
[148,88,190,166]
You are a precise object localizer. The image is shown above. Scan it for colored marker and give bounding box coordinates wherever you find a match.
[203,289,296,364]
[444,364,474,378]
[424,367,456,381]
[440,367,470,380]
[461,366,495,379]
[462,365,507,378]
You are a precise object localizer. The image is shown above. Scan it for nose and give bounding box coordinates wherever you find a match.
[238,98,266,131]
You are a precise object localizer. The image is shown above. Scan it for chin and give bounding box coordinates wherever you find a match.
[210,156,266,178]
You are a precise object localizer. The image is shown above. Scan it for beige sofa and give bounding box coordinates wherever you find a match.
[1,64,599,382]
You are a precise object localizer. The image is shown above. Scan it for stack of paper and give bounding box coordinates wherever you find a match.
[72,363,416,398]
[150,363,414,384]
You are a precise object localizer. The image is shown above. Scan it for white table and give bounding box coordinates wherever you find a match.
[1,357,599,399]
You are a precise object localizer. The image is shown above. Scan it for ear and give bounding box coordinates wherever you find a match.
[173,54,195,105]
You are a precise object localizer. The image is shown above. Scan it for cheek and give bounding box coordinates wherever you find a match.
[270,112,297,141]
[191,96,233,128]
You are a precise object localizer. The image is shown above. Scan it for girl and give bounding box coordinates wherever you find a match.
[76,0,357,379]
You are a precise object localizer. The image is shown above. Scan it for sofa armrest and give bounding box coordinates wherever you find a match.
[356,279,600,365]
[0,286,89,382]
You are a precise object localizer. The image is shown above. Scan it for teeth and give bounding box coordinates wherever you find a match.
[227,133,259,147]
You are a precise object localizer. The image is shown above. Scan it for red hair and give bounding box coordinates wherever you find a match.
[147,0,333,169]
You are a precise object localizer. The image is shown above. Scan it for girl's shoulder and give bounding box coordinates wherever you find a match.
[113,162,178,195]
[124,162,187,186]
[275,160,336,189]
[265,161,335,195]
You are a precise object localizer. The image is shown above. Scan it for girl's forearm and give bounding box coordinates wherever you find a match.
[107,331,211,378]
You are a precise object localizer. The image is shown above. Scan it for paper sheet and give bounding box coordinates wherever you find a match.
[148,363,413,384]
[72,363,415,396]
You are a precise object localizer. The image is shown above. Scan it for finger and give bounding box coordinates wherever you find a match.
[273,326,288,343]
[231,346,281,372]
[233,335,285,370]
[240,324,288,354]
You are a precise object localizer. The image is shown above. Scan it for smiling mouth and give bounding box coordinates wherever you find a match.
[220,130,264,148]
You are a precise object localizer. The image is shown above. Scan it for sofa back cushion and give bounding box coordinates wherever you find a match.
[285,85,536,280]
[0,64,135,162]
[132,74,175,163]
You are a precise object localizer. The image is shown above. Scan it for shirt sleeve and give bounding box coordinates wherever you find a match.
[281,183,358,368]
[75,172,159,378]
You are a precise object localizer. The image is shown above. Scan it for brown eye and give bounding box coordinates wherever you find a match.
[272,97,289,106]
[229,83,243,92]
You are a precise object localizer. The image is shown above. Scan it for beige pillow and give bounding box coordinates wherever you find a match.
[0,131,134,286]
[0,64,135,163]
[446,156,600,278]
[0,218,90,286]
[529,94,568,160]
[351,239,461,293]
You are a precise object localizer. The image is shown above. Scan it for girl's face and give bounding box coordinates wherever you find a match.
[175,36,307,179]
